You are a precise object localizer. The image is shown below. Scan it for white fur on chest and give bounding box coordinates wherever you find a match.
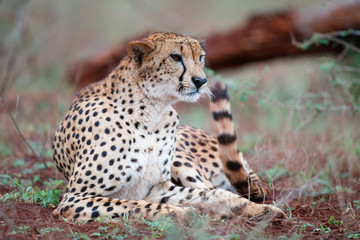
[109,123,176,201]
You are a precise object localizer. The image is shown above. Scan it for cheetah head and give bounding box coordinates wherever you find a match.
[127,32,210,103]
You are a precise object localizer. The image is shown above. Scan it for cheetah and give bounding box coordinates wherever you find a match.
[53,32,283,222]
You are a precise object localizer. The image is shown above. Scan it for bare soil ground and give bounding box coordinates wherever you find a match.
[0,135,359,240]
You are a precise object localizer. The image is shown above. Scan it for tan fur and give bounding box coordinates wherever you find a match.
[53,32,283,222]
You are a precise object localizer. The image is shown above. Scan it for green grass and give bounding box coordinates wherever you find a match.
[68,229,92,240]
[0,142,12,158]
[38,227,65,236]
[8,225,32,235]
[20,161,56,175]
[0,176,63,207]
[265,164,290,185]
[348,233,360,239]
[1,185,61,207]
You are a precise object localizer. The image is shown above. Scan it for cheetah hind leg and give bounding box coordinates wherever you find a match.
[145,181,284,221]
[53,194,192,223]
[210,81,270,202]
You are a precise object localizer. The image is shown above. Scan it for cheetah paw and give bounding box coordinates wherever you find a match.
[233,202,285,221]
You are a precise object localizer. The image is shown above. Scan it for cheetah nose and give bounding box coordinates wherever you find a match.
[191,76,207,90]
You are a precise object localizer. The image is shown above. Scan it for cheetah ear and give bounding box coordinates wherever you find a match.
[127,40,155,66]
[199,40,206,50]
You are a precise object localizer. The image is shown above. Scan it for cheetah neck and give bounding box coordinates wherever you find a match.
[110,60,174,131]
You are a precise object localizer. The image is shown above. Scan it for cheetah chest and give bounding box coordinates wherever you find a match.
[108,123,176,200]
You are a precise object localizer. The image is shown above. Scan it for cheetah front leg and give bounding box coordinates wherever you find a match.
[145,181,284,220]
[54,193,190,222]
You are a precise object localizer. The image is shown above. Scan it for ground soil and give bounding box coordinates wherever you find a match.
[0,153,359,239]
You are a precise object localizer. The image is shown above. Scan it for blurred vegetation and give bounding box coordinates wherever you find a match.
[0,1,359,239]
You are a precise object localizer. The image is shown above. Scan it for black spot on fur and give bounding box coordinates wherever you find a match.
[211,83,229,102]
[173,161,182,167]
[75,206,84,213]
[105,186,116,191]
[160,197,169,204]
[212,111,232,121]
[91,211,99,218]
[234,181,249,192]
[226,161,242,171]
[186,176,196,182]
[217,133,236,145]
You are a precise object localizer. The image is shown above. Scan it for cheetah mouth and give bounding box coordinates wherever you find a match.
[182,88,204,96]
[181,91,203,100]
[186,91,200,97]
[180,88,209,102]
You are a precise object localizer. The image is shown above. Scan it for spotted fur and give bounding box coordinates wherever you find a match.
[210,82,270,201]
[53,32,283,222]
[174,82,270,202]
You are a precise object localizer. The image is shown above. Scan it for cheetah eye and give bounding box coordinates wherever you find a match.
[170,54,182,62]
[199,55,205,62]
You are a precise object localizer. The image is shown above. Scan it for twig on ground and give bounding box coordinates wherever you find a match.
[269,99,359,112]
[328,36,360,55]
[0,97,50,169]
[0,49,50,169]
[291,30,360,55]
[337,46,351,62]
[341,65,360,74]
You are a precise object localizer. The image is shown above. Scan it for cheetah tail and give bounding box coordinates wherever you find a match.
[209,82,270,201]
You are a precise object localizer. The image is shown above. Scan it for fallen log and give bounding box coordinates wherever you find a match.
[68,2,360,88]
[206,1,360,69]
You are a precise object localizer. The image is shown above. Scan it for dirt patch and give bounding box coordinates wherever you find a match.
[0,202,111,240]
[1,182,359,239]
[1,133,359,239]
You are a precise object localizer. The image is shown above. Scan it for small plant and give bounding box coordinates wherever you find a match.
[44,178,65,189]
[0,142,12,158]
[22,161,56,175]
[12,158,27,167]
[186,214,217,240]
[68,229,91,240]
[284,204,295,221]
[299,162,316,183]
[0,174,34,188]
[327,216,342,226]
[265,164,289,185]
[38,227,64,235]
[94,215,114,224]
[28,140,53,158]
[312,224,332,235]
[90,226,109,238]
[299,223,313,233]
[142,216,174,238]
[353,200,360,210]
[0,176,62,207]
[32,187,62,207]
[228,232,241,240]
[348,233,360,239]
[91,226,128,240]
[9,225,31,235]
